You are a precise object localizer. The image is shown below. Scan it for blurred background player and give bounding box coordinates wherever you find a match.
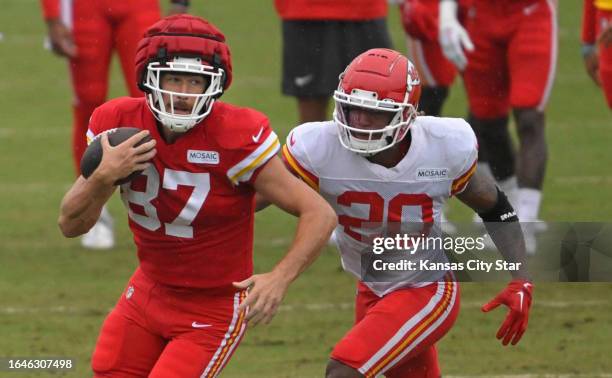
[582,0,612,109]
[439,0,558,253]
[58,15,337,377]
[277,49,533,377]
[275,0,392,124]
[399,0,471,117]
[40,0,188,249]
[398,0,472,233]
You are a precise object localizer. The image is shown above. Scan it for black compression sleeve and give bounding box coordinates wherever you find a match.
[478,187,519,223]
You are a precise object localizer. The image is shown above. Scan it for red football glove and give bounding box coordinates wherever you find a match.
[481,279,533,346]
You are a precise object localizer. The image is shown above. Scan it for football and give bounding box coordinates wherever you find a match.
[80,127,153,185]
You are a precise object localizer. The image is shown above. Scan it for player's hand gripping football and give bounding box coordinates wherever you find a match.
[91,131,157,186]
[482,279,533,346]
[439,0,474,71]
[234,270,291,327]
[46,19,77,58]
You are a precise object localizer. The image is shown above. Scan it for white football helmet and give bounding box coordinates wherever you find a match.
[143,56,224,132]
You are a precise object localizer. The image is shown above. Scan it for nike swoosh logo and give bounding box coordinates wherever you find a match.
[523,3,539,15]
[294,74,314,87]
[191,322,212,329]
[289,132,296,146]
[523,283,532,290]
[517,291,524,312]
[252,126,264,143]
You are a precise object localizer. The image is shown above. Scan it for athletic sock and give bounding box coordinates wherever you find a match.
[517,188,542,221]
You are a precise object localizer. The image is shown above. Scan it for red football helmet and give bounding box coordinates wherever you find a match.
[135,15,232,132]
[333,48,421,155]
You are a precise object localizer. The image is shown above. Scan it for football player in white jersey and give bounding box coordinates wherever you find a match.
[261,48,533,377]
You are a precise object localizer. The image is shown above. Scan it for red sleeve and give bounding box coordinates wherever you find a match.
[40,0,60,20]
[582,0,597,44]
[225,116,281,186]
[85,104,120,144]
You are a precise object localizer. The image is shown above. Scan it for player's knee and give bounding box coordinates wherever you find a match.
[514,108,545,139]
[326,359,363,378]
[470,115,511,146]
[419,86,449,116]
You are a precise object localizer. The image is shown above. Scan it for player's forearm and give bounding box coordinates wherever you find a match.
[458,172,530,280]
[58,176,116,237]
[272,205,337,283]
[484,221,530,281]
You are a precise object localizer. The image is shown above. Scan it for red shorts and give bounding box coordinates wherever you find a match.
[407,36,458,88]
[597,9,612,109]
[331,275,460,378]
[463,0,558,118]
[403,0,470,87]
[91,268,247,378]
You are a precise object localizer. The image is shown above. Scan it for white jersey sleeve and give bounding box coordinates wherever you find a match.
[420,116,478,196]
[447,118,478,195]
[281,121,334,191]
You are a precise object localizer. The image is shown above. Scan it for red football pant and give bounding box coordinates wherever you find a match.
[407,36,458,88]
[463,0,557,118]
[64,0,160,175]
[91,268,247,378]
[597,9,612,109]
[403,0,470,87]
[331,275,460,378]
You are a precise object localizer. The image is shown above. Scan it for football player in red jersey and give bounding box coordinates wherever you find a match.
[399,0,474,233]
[399,0,471,117]
[439,0,557,253]
[260,48,534,377]
[41,0,188,249]
[58,15,337,377]
[582,0,612,109]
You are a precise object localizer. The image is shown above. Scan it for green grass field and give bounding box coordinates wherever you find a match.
[1,0,611,377]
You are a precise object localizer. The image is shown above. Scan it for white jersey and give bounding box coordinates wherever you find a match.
[282,117,478,296]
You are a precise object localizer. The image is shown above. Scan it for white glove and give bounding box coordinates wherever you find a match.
[439,0,474,71]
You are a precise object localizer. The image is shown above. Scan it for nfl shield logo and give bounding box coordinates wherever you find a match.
[126,286,134,299]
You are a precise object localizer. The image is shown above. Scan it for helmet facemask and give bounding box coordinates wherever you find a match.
[333,87,417,156]
[144,56,225,133]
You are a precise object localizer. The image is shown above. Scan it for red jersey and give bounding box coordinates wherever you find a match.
[86,97,280,288]
[274,0,387,21]
[40,0,60,20]
[582,0,612,44]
